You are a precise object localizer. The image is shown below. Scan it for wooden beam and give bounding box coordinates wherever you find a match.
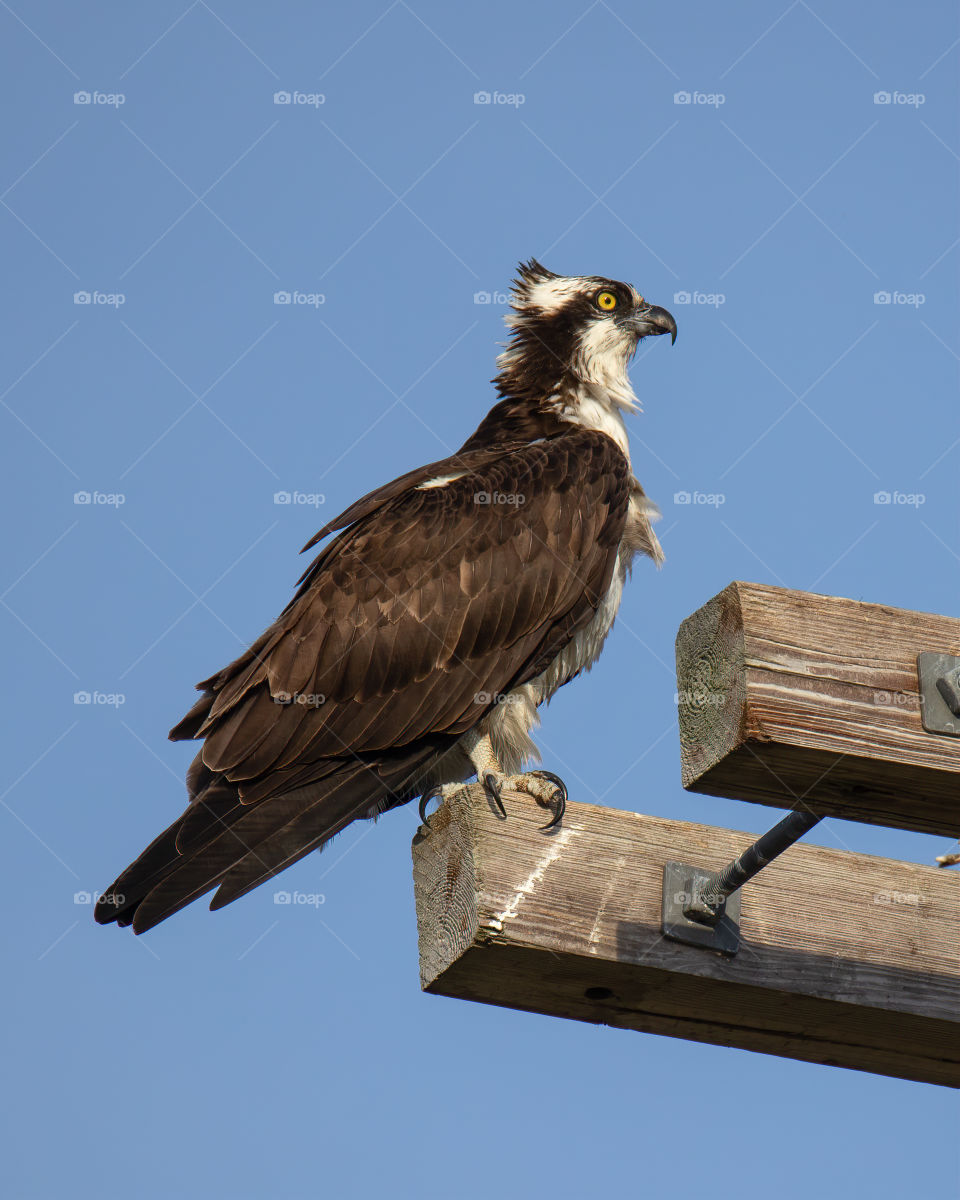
[412,786,960,1087]
[675,581,960,838]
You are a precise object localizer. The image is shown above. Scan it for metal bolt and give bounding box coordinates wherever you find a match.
[937,666,960,716]
[682,874,725,925]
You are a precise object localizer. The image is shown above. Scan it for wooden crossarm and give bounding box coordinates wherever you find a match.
[412,786,960,1087]
[675,581,960,838]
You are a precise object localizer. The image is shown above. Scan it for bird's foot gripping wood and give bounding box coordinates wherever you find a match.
[417,773,567,831]
[419,782,470,826]
[418,730,567,831]
[461,730,567,830]
[481,769,567,830]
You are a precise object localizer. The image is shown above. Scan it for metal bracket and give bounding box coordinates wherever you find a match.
[662,809,823,956]
[918,652,960,737]
[662,861,742,954]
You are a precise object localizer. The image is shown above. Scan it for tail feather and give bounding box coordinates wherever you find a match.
[95,760,244,927]
[94,817,190,927]
[208,759,417,910]
[96,745,448,934]
[175,782,244,854]
[209,783,370,910]
[130,779,355,933]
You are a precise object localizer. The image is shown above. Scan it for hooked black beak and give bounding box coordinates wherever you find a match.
[624,303,677,345]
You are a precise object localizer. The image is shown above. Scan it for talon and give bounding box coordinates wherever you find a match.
[483,772,507,818]
[418,785,442,826]
[534,770,567,830]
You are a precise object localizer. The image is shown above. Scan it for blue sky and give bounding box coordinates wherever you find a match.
[2,2,957,1196]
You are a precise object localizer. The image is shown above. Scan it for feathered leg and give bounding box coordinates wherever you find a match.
[420,729,566,830]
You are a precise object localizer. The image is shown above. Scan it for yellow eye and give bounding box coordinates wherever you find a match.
[596,290,618,311]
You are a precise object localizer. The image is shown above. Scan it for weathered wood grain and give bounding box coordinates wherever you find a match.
[412,786,960,1087]
[675,581,960,837]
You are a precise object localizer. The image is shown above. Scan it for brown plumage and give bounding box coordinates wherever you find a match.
[96,260,676,934]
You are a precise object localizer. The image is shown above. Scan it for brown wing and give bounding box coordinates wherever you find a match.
[180,429,630,784]
[96,429,630,932]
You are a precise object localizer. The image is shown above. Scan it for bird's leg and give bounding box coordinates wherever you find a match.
[460,731,567,831]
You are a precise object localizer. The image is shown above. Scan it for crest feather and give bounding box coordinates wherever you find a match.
[511,258,559,306]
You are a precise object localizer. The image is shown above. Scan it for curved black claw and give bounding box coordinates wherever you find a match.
[483,772,508,818]
[533,771,567,830]
[418,785,443,827]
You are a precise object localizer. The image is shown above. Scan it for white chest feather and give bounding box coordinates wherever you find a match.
[557,391,630,457]
[470,491,661,776]
[534,484,662,692]
[532,552,627,702]
[468,362,662,772]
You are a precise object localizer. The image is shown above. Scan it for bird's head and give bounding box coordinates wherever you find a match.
[494,259,676,416]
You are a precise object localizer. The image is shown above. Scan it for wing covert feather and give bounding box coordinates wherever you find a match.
[181,431,630,796]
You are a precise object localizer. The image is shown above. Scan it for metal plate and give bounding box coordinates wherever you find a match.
[917,652,960,737]
[662,861,741,955]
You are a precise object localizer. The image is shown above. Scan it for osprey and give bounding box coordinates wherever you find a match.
[96,260,677,933]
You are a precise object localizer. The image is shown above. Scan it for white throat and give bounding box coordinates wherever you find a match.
[556,322,640,459]
[556,382,632,460]
[571,320,641,415]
